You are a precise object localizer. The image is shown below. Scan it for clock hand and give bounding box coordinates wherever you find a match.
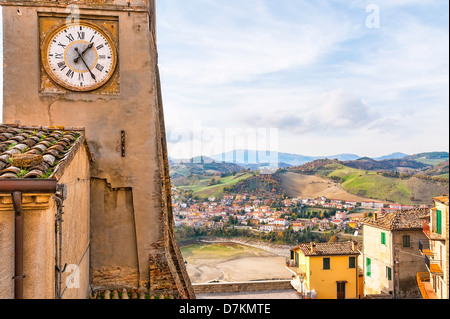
[74,47,96,80]
[73,42,94,63]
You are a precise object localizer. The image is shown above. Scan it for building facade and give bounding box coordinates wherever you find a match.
[361,209,429,298]
[1,0,194,298]
[0,125,91,299]
[290,241,360,299]
[417,196,449,299]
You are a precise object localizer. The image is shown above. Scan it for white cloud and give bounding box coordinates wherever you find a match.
[157,0,449,158]
[242,89,378,134]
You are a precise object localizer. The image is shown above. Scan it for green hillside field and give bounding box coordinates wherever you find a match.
[328,166,448,205]
[175,172,254,199]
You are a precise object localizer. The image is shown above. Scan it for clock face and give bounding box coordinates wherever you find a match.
[42,22,117,92]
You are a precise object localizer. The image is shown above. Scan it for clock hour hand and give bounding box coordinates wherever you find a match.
[73,42,94,63]
[74,47,96,81]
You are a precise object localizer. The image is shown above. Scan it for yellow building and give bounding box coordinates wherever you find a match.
[417,195,449,299]
[290,241,360,299]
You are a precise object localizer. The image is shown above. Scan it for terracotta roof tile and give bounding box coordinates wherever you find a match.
[361,208,428,231]
[0,124,86,180]
[434,195,449,205]
[293,241,360,256]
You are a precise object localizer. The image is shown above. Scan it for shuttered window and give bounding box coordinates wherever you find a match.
[381,232,386,245]
[437,210,442,235]
[386,267,392,281]
[366,258,371,277]
[403,235,410,247]
[349,257,356,269]
[323,258,331,270]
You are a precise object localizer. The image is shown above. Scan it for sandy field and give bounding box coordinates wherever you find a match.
[280,172,372,202]
[197,289,301,299]
[181,243,293,284]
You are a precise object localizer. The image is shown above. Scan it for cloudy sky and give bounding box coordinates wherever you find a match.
[156,0,449,159]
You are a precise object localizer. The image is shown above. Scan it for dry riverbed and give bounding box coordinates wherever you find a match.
[180,242,294,284]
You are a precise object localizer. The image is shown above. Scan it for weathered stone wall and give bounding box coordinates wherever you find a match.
[2,0,194,299]
[56,135,91,299]
[89,178,139,289]
[0,134,90,299]
[0,195,55,299]
[395,230,429,299]
[192,280,293,294]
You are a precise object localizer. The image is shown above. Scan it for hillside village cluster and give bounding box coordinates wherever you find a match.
[172,191,424,234]
[173,190,449,299]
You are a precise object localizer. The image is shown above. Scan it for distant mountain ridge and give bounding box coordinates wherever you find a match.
[210,150,361,167]
[170,150,449,169]
[209,150,420,167]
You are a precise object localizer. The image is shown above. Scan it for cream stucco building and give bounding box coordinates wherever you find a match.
[417,196,449,299]
[361,209,429,298]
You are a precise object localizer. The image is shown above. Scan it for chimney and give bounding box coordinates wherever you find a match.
[311,242,317,253]
[374,213,378,220]
[352,241,358,251]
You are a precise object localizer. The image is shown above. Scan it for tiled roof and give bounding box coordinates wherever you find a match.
[0,124,87,179]
[434,195,449,205]
[361,208,428,231]
[293,241,360,256]
[90,289,178,300]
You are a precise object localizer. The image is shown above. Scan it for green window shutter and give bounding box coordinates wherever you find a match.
[349,257,356,269]
[387,267,392,280]
[323,258,330,270]
[381,232,386,245]
[437,210,442,235]
[403,235,410,247]
[366,258,371,277]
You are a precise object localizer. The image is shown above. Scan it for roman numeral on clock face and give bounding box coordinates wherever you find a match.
[57,61,67,71]
[95,64,104,72]
[66,69,75,79]
[45,23,117,91]
[66,33,75,42]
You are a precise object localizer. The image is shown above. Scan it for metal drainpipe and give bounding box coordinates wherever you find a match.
[54,184,67,299]
[0,179,58,299]
[12,191,24,300]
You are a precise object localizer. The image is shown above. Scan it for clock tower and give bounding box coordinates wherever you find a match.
[1,0,195,298]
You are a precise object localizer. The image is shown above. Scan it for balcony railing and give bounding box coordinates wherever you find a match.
[423,220,430,238]
[424,254,444,276]
[418,240,430,254]
[416,272,436,299]
[423,218,446,241]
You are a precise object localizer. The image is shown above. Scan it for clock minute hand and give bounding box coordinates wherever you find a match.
[74,47,96,80]
[74,42,94,63]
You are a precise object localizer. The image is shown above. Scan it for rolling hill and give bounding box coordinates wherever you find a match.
[170,151,449,204]
[342,157,430,171]
[170,156,245,179]
[404,152,449,166]
[174,171,254,200]
[287,159,448,205]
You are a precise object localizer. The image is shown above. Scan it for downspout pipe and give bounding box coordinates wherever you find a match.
[12,191,24,300]
[0,179,58,299]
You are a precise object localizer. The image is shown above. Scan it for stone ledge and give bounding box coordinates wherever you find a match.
[192,280,293,294]
[0,193,52,211]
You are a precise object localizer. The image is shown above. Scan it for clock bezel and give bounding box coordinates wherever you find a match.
[41,20,118,92]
